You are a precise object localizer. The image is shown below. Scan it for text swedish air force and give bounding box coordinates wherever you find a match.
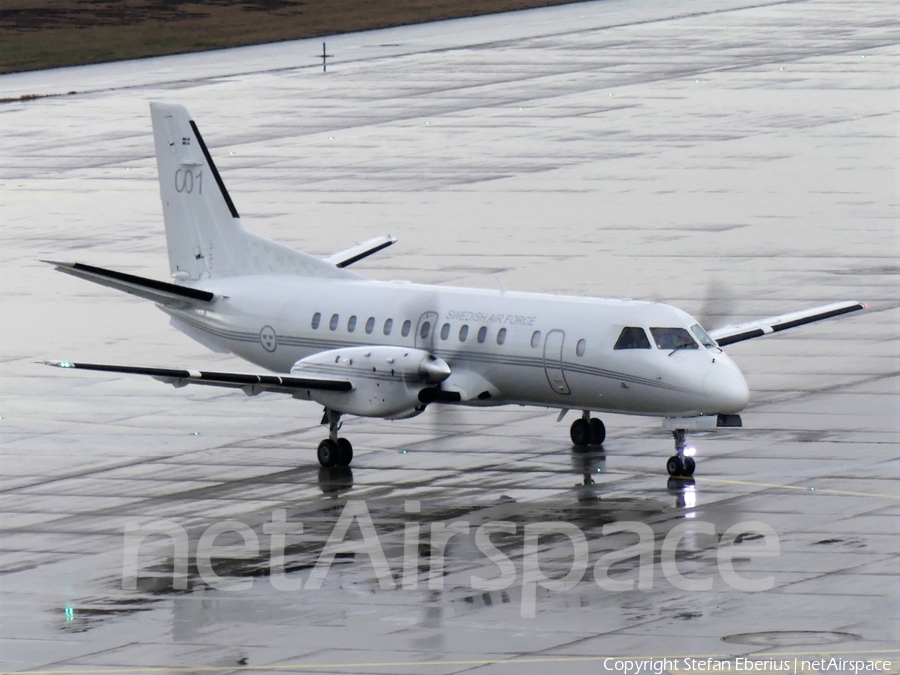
[445,310,536,326]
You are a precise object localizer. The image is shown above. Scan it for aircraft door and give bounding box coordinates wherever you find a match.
[543,330,571,395]
[415,312,439,350]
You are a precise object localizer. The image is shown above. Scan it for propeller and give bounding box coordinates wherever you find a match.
[696,277,735,330]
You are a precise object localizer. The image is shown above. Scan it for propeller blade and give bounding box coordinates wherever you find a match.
[697,277,735,329]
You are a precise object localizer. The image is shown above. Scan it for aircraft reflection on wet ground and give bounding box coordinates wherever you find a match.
[24,404,900,667]
[321,447,696,510]
[317,465,355,495]
[90,456,784,626]
[570,448,698,510]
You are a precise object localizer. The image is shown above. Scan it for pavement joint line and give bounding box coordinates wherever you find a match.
[600,469,900,500]
[699,477,900,500]
[6,649,899,674]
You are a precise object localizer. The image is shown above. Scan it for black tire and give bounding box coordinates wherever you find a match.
[683,456,695,476]
[336,438,353,467]
[666,455,684,477]
[317,439,338,468]
[589,418,606,445]
[570,418,591,446]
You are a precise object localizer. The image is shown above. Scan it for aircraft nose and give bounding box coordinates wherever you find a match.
[703,365,749,413]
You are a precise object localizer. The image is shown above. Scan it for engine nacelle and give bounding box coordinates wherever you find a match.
[291,346,451,418]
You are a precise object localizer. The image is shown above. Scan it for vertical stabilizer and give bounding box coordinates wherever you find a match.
[150,102,357,280]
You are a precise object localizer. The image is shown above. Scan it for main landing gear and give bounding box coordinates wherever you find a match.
[666,428,695,477]
[570,411,606,448]
[317,408,353,468]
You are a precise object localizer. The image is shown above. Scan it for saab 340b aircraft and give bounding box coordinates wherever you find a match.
[45,102,866,477]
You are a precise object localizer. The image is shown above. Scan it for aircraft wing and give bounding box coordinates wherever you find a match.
[323,235,397,268]
[708,301,866,346]
[44,261,215,308]
[43,360,352,396]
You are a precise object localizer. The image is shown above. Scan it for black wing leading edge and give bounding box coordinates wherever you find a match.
[708,301,867,347]
[44,361,352,394]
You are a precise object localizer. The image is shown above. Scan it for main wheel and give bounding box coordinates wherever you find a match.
[682,456,695,476]
[666,455,685,477]
[317,439,339,468]
[570,418,591,447]
[336,438,353,467]
[589,418,606,445]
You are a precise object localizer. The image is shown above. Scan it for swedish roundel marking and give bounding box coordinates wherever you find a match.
[260,325,277,352]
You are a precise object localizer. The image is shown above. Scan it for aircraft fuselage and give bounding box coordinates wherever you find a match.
[165,275,750,418]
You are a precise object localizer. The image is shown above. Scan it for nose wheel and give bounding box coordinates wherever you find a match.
[318,409,353,468]
[666,454,695,477]
[570,411,606,448]
[666,428,695,477]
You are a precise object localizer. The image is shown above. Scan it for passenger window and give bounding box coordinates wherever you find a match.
[365,317,375,334]
[401,320,412,337]
[649,327,698,351]
[384,318,393,335]
[329,314,339,331]
[691,323,717,348]
[347,315,357,332]
[531,330,541,348]
[477,326,487,343]
[420,321,431,339]
[311,312,321,330]
[497,328,507,345]
[614,327,651,350]
[440,323,450,340]
[576,339,586,357]
[459,325,469,342]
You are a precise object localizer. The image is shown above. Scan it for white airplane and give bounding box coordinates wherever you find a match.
[44,102,866,477]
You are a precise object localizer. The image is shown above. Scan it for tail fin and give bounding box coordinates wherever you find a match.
[150,102,357,281]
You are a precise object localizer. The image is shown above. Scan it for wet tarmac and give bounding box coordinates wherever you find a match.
[1,0,898,672]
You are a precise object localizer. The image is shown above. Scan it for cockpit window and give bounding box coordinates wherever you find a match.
[650,327,698,351]
[691,323,717,348]
[614,327,652,350]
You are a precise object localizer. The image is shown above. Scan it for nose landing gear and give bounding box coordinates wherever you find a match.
[570,411,606,448]
[666,428,695,477]
[317,408,353,468]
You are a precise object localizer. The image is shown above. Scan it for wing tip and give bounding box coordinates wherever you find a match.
[42,360,75,368]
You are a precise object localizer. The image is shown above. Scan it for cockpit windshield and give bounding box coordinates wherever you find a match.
[690,323,717,348]
[614,326,652,350]
[649,327,698,351]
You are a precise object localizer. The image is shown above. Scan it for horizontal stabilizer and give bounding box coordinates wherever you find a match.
[324,235,397,268]
[709,301,866,346]
[44,260,214,307]
[43,360,352,395]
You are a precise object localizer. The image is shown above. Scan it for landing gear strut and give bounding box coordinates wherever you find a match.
[317,408,353,468]
[570,411,606,448]
[666,428,695,477]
